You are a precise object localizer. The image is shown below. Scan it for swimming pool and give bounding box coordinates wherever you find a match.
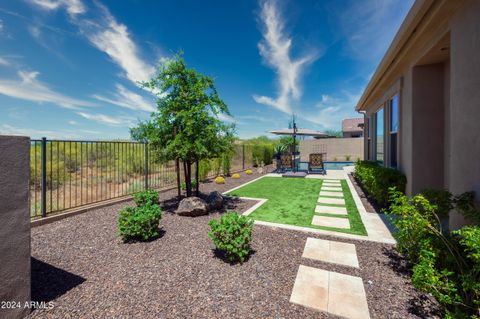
[294,161,355,171]
[323,161,355,170]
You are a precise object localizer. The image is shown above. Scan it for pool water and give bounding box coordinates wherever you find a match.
[294,161,354,171]
[323,161,355,170]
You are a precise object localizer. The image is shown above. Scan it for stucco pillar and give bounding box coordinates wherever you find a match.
[0,135,31,319]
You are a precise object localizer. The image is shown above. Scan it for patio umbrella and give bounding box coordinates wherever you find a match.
[268,128,329,138]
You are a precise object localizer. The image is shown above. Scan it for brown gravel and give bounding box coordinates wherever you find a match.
[27,169,441,319]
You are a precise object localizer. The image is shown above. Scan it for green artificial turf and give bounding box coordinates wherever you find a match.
[226,177,367,236]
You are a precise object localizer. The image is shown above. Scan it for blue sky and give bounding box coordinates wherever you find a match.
[0,0,413,140]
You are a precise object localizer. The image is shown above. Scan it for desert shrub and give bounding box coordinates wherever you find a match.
[180,179,198,190]
[232,173,240,179]
[118,204,162,242]
[208,211,254,263]
[355,160,406,207]
[214,176,225,184]
[245,169,252,175]
[387,189,480,317]
[345,154,351,161]
[198,160,212,181]
[133,189,159,206]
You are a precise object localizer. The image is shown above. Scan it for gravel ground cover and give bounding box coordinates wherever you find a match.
[28,169,441,319]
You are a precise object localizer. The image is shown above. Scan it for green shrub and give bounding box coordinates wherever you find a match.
[420,189,454,218]
[180,179,198,190]
[355,160,406,207]
[208,211,254,263]
[198,160,212,181]
[118,204,162,241]
[133,189,159,206]
[387,189,480,317]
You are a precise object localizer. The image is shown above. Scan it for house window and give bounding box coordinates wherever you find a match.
[389,95,399,167]
[376,108,384,164]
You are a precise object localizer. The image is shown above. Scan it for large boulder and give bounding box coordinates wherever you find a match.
[206,191,224,211]
[176,197,208,217]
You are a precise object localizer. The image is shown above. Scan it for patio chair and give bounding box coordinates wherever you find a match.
[279,153,293,172]
[308,153,325,174]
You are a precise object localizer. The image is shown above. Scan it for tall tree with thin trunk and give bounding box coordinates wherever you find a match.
[130,53,235,197]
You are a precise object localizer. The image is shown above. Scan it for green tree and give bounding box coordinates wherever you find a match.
[131,53,235,197]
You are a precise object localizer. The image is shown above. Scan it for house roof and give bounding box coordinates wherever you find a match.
[342,118,364,133]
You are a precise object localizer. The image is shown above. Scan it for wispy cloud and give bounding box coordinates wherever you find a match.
[336,0,413,61]
[27,0,156,85]
[78,3,155,85]
[76,111,135,126]
[298,91,360,130]
[28,0,86,17]
[93,84,155,112]
[0,57,9,66]
[253,0,319,114]
[0,70,96,109]
[0,124,102,139]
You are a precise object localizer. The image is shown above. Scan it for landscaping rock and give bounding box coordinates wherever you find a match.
[206,191,224,211]
[176,197,208,217]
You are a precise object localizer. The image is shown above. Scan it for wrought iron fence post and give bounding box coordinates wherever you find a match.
[242,144,245,170]
[144,142,149,190]
[41,137,47,218]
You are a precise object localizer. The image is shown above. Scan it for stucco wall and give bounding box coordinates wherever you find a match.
[0,136,31,319]
[411,63,446,194]
[299,138,363,162]
[448,0,480,229]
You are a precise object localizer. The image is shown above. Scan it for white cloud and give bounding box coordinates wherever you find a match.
[253,0,318,114]
[0,124,81,139]
[0,19,3,33]
[217,112,236,123]
[27,0,156,86]
[80,4,155,85]
[298,91,361,130]
[68,120,77,125]
[29,0,86,17]
[76,111,135,126]
[0,70,96,109]
[93,84,155,112]
[0,57,9,66]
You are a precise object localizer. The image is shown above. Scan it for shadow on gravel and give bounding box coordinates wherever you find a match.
[31,257,86,303]
[382,247,411,276]
[212,248,257,265]
[408,294,442,318]
[382,248,443,318]
[121,229,166,244]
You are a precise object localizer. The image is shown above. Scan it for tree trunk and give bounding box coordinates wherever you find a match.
[183,160,191,197]
[195,160,199,196]
[173,126,181,200]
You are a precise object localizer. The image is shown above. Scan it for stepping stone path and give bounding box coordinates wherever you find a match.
[312,215,350,228]
[302,238,359,268]
[315,205,347,215]
[312,179,350,229]
[290,265,370,319]
[319,191,343,197]
[289,238,370,318]
[317,197,345,205]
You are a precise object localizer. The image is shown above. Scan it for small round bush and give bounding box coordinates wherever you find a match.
[133,189,159,207]
[245,169,253,175]
[232,173,240,179]
[208,211,253,263]
[215,176,225,184]
[118,204,162,242]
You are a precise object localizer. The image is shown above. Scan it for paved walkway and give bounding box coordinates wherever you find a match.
[290,237,370,319]
[312,179,349,229]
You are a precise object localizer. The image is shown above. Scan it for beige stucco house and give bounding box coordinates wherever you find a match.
[356,0,480,229]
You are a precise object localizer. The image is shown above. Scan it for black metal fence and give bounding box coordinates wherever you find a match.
[29,139,261,219]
